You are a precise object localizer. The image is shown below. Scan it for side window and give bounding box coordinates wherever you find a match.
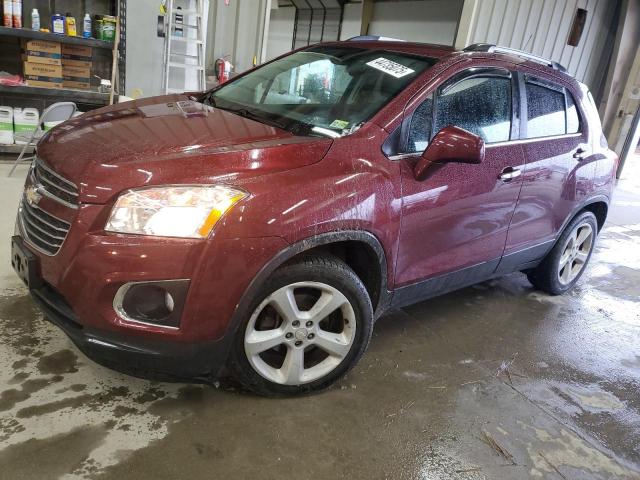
[406,95,433,153]
[433,76,512,143]
[525,81,566,138]
[566,92,580,134]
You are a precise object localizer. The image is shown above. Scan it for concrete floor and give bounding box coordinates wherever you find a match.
[1,159,639,480]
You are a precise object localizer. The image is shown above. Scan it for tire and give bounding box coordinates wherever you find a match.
[228,254,373,396]
[527,211,598,295]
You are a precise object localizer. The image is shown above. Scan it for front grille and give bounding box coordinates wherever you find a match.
[19,197,71,255]
[33,157,79,207]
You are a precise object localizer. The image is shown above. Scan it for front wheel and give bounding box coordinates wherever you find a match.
[229,255,373,396]
[527,211,598,295]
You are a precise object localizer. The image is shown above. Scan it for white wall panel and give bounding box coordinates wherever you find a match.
[368,0,464,45]
[266,6,296,60]
[468,0,620,95]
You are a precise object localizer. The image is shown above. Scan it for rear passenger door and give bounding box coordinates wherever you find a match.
[501,74,593,265]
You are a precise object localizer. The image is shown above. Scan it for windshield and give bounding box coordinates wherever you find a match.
[202,46,434,137]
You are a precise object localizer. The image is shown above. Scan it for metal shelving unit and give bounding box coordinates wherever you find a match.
[0,0,127,154]
[0,25,113,48]
[0,84,110,102]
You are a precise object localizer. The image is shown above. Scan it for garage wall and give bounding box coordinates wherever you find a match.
[600,0,640,135]
[466,0,620,98]
[337,0,463,44]
[266,6,296,60]
[266,0,463,63]
[125,0,165,97]
[340,2,364,40]
[368,0,463,45]
[126,0,209,97]
[206,0,269,75]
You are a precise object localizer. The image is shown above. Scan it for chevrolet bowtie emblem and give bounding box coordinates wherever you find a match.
[25,185,42,206]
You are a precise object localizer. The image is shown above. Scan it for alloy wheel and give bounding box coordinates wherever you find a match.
[244,281,356,386]
[557,222,594,285]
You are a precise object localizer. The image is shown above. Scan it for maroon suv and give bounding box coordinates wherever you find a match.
[11,40,618,395]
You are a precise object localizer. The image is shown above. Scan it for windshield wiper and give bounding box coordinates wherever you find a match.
[224,107,291,131]
[207,101,338,138]
[200,91,216,107]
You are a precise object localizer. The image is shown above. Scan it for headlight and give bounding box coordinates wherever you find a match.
[105,185,247,238]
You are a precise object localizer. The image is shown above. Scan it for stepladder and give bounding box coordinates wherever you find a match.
[162,0,206,94]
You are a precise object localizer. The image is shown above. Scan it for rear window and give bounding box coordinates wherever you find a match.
[525,78,582,139]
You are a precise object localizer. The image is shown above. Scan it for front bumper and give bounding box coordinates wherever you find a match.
[14,207,288,379]
[14,160,290,380]
[30,282,230,380]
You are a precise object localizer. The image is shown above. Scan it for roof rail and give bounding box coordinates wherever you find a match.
[463,43,568,73]
[347,35,406,42]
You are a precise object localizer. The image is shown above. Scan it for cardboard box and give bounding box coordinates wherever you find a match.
[23,40,62,66]
[24,40,61,54]
[62,80,90,90]
[61,44,92,57]
[61,57,92,68]
[61,44,93,68]
[25,79,64,89]
[63,64,91,78]
[24,61,63,88]
[24,61,63,78]
[62,64,91,90]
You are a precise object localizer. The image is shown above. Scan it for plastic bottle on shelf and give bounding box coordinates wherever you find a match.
[3,1,12,27]
[52,13,64,34]
[31,8,39,30]
[65,12,76,36]
[82,13,91,38]
[11,0,21,28]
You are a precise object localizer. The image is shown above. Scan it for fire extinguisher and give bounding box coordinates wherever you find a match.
[215,56,233,84]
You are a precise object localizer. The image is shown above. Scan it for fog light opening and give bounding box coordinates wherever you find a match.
[114,280,189,329]
[122,284,172,323]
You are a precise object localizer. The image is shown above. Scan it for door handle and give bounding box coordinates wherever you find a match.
[573,147,586,160]
[499,167,522,182]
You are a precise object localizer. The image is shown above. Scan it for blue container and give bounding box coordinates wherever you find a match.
[52,13,65,34]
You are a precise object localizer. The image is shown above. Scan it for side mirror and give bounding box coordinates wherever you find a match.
[414,126,485,181]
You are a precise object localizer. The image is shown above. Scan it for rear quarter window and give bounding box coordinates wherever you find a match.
[525,81,566,138]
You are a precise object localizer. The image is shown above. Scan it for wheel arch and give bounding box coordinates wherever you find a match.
[581,200,608,232]
[559,195,610,235]
[265,231,389,315]
[228,231,391,341]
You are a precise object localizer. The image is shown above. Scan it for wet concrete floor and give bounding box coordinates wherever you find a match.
[1,161,639,479]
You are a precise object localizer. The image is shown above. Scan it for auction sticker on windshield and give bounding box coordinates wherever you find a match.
[366,57,415,78]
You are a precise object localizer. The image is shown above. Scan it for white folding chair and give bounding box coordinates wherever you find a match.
[8,102,77,177]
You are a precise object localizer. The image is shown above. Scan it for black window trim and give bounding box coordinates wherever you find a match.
[520,73,583,141]
[386,66,519,158]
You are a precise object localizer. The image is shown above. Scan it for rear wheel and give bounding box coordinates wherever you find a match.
[229,255,373,396]
[527,211,598,295]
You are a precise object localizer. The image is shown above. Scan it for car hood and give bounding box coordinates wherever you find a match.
[36,94,332,204]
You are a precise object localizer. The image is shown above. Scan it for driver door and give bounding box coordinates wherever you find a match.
[393,68,525,303]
